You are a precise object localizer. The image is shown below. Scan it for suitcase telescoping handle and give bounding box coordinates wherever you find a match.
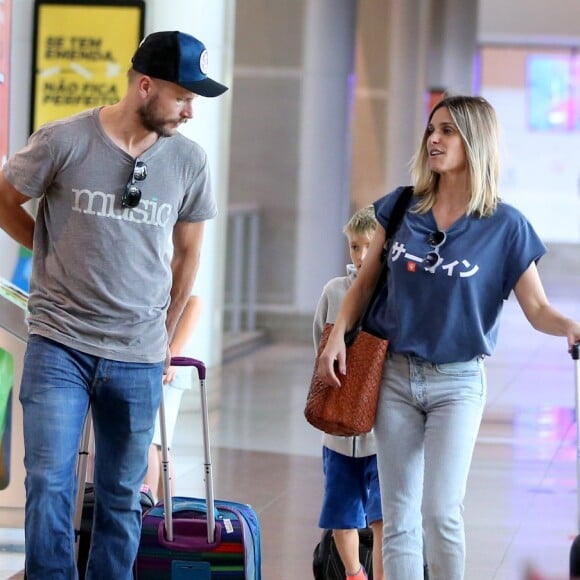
[574,341,580,502]
[574,342,580,523]
[571,344,580,577]
[73,410,93,563]
[160,357,215,545]
[572,343,579,517]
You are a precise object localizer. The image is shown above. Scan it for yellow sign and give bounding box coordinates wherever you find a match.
[32,1,144,132]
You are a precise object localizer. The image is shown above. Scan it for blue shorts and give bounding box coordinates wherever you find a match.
[318,446,382,529]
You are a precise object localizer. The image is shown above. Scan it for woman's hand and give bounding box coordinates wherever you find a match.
[316,328,347,388]
[565,321,580,353]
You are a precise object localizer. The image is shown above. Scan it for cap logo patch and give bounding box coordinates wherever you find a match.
[199,50,209,75]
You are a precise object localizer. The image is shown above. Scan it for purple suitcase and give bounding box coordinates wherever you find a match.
[134,357,262,579]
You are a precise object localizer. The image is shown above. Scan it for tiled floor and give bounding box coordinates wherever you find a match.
[1,286,579,579]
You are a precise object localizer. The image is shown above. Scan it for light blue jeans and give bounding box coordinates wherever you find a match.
[374,351,486,580]
[19,335,163,580]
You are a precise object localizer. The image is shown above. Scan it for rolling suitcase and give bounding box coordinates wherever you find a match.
[568,343,580,579]
[134,357,262,579]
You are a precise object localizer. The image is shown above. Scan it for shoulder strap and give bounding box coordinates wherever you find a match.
[369,185,414,303]
[346,186,414,342]
[388,185,414,238]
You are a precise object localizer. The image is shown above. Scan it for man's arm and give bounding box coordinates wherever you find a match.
[166,220,206,343]
[0,171,35,250]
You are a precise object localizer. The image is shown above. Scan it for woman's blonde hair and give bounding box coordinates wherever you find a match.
[410,95,500,217]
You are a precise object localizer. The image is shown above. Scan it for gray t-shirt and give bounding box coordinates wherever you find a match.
[4,108,217,363]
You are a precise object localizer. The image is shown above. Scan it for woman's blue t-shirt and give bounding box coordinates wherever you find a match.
[370,187,547,363]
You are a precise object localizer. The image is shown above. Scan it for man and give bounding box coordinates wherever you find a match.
[0,30,227,579]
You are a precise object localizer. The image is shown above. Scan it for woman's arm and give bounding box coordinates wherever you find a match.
[514,261,580,349]
[316,224,387,387]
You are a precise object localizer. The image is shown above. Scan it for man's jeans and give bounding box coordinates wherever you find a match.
[20,335,163,580]
[374,352,486,580]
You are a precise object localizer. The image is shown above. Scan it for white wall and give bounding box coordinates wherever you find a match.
[479,0,580,44]
[478,4,580,244]
[485,87,580,242]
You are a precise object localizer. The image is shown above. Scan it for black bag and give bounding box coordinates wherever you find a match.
[312,528,374,580]
[312,527,430,580]
[76,483,155,579]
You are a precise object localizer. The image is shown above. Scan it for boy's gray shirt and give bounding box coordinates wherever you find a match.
[313,266,377,457]
[4,108,217,363]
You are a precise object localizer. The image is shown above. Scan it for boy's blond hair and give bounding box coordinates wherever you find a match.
[343,204,377,238]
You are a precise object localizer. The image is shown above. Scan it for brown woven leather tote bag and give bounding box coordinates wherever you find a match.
[305,323,388,436]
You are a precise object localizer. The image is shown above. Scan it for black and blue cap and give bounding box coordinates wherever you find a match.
[131,31,228,98]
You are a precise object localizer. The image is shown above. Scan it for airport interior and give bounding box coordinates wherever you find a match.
[1,0,580,578]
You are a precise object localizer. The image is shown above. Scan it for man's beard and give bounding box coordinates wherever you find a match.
[137,95,181,137]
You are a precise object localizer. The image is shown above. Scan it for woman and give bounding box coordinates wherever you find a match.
[317,95,580,580]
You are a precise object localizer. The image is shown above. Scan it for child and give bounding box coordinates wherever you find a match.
[313,205,384,580]
[143,295,202,500]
